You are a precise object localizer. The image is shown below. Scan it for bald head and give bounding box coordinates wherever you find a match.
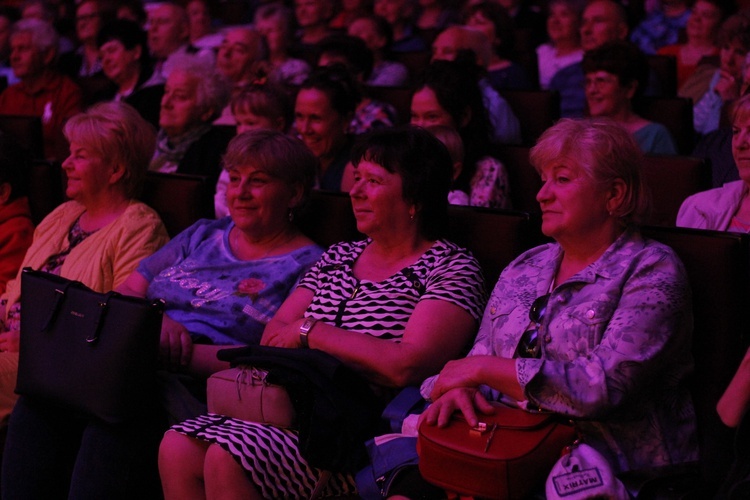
[580,0,629,51]
[432,26,492,69]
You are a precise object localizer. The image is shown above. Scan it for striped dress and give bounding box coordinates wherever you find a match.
[171,238,486,498]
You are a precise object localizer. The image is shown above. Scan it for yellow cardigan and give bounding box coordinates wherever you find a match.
[2,200,170,322]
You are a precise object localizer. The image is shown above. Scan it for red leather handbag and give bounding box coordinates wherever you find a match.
[417,404,575,500]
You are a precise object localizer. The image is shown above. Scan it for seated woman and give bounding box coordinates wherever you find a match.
[158,126,487,499]
[584,40,678,154]
[347,15,411,87]
[463,1,532,91]
[408,60,512,208]
[149,61,234,186]
[0,133,34,296]
[214,84,293,218]
[658,0,724,89]
[409,118,698,497]
[121,130,323,420]
[536,0,584,90]
[677,94,750,230]
[0,101,170,498]
[295,66,358,191]
[96,18,165,128]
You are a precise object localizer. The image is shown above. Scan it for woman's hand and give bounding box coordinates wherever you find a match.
[430,356,490,401]
[0,330,20,353]
[159,314,193,371]
[715,69,741,102]
[261,318,304,348]
[420,387,495,428]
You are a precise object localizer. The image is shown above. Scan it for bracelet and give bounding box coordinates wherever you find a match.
[299,318,316,348]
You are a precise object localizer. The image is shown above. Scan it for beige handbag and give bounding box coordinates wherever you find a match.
[206,366,296,428]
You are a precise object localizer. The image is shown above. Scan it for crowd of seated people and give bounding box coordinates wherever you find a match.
[3,0,750,498]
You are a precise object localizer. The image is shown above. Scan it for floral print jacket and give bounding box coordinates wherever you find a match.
[422,230,698,475]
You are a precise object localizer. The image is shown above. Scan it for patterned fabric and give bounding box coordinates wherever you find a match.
[349,99,397,135]
[298,239,486,338]
[631,10,691,55]
[150,123,213,173]
[677,179,746,231]
[171,414,357,498]
[138,218,323,345]
[268,58,311,87]
[41,215,97,274]
[367,61,410,87]
[170,238,486,498]
[469,156,511,209]
[422,230,698,475]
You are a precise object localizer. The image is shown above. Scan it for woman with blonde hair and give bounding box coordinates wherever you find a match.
[0,101,170,499]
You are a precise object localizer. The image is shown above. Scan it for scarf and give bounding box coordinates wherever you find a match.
[150,123,212,173]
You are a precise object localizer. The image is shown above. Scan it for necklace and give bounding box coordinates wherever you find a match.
[231,227,297,261]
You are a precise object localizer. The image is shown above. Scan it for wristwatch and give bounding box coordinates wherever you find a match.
[299,318,317,348]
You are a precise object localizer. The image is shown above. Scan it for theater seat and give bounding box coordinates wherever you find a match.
[497,89,560,146]
[0,115,44,160]
[642,154,711,227]
[492,144,541,213]
[634,96,695,155]
[139,172,215,237]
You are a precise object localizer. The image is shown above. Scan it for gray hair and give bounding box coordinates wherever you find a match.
[12,18,58,54]
[169,58,231,123]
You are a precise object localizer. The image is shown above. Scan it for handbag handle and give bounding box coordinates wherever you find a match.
[86,291,115,343]
[40,281,75,332]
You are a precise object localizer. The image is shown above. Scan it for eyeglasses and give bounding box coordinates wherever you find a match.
[514,294,550,359]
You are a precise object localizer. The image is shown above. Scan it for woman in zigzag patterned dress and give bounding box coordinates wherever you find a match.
[158,127,488,499]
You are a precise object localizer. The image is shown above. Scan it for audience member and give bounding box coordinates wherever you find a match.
[214,84,294,218]
[58,0,112,79]
[316,34,397,134]
[463,1,532,90]
[631,0,691,54]
[293,0,335,48]
[158,126,486,499]
[186,0,223,51]
[96,18,164,128]
[19,0,74,54]
[374,0,429,52]
[416,0,459,35]
[492,0,546,50]
[678,93,750,230]
[149,62,232,186]
[683,11,750,136]
[0,17,82,161]
[425,124,470,205]
[397,118,698,497]
[254,2,310,87]
[347,14,410,86]
[549,0,630,117]
[0,133,33,295]
[145,1,214,86]
[0,101,169,436]
[0,6,20,86]
[294,66,357,191]
[119,130,324,422]
[330,0,373,30]
[583,41,677,154]
[116,0,147,26]
[430,25,522,144]
[213,27,266,125]
[409,60,512,208]
[658,0,724,88]
[536,0,584,89]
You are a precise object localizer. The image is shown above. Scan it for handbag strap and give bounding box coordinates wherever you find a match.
[86,291,116,343]
[41,281,75,331]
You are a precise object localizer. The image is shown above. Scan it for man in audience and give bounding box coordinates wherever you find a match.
[145,1,214,86]
[0,7,20,87]
[293,0,334,48]
[374,0,428,53]
[549,0,630,117]
[0,18,82,161]
[431,25,521,144]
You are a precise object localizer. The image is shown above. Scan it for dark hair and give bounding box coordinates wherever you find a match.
[317,34,375,80]
[231,83,293,131]
[417,60,491,192]
[0,132,29,201]
[462,1,516,59]
[300,65,360,117]
[351,126,452,240]
[96,18,151,71]
[582,40,648,97]
[718,10,750,52]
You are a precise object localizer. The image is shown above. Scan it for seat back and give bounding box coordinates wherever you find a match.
[646,54,678,97]
[642,226,750,492]
[641,155,712,227]
[28,160,65,225]
[0,115,44,160]
[366,85,414,125]
[634,96,695,155]
[140,172,215,237]
[392,50,432,84]
[299,191,362,249]
[498,89,560,146]
[492,144,541,213]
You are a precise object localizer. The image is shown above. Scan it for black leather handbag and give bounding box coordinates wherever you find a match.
[16,268,164,423]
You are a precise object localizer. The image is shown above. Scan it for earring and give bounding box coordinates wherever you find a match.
[409,213,415,221]
[288,209,294,222]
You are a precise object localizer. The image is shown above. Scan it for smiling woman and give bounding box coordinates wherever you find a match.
[157,127,486,499]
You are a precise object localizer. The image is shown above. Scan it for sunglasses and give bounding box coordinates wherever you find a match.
[514,293,551,359]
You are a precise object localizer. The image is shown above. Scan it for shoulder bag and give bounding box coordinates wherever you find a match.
[15,268,164,423]
[417,403,576,500]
